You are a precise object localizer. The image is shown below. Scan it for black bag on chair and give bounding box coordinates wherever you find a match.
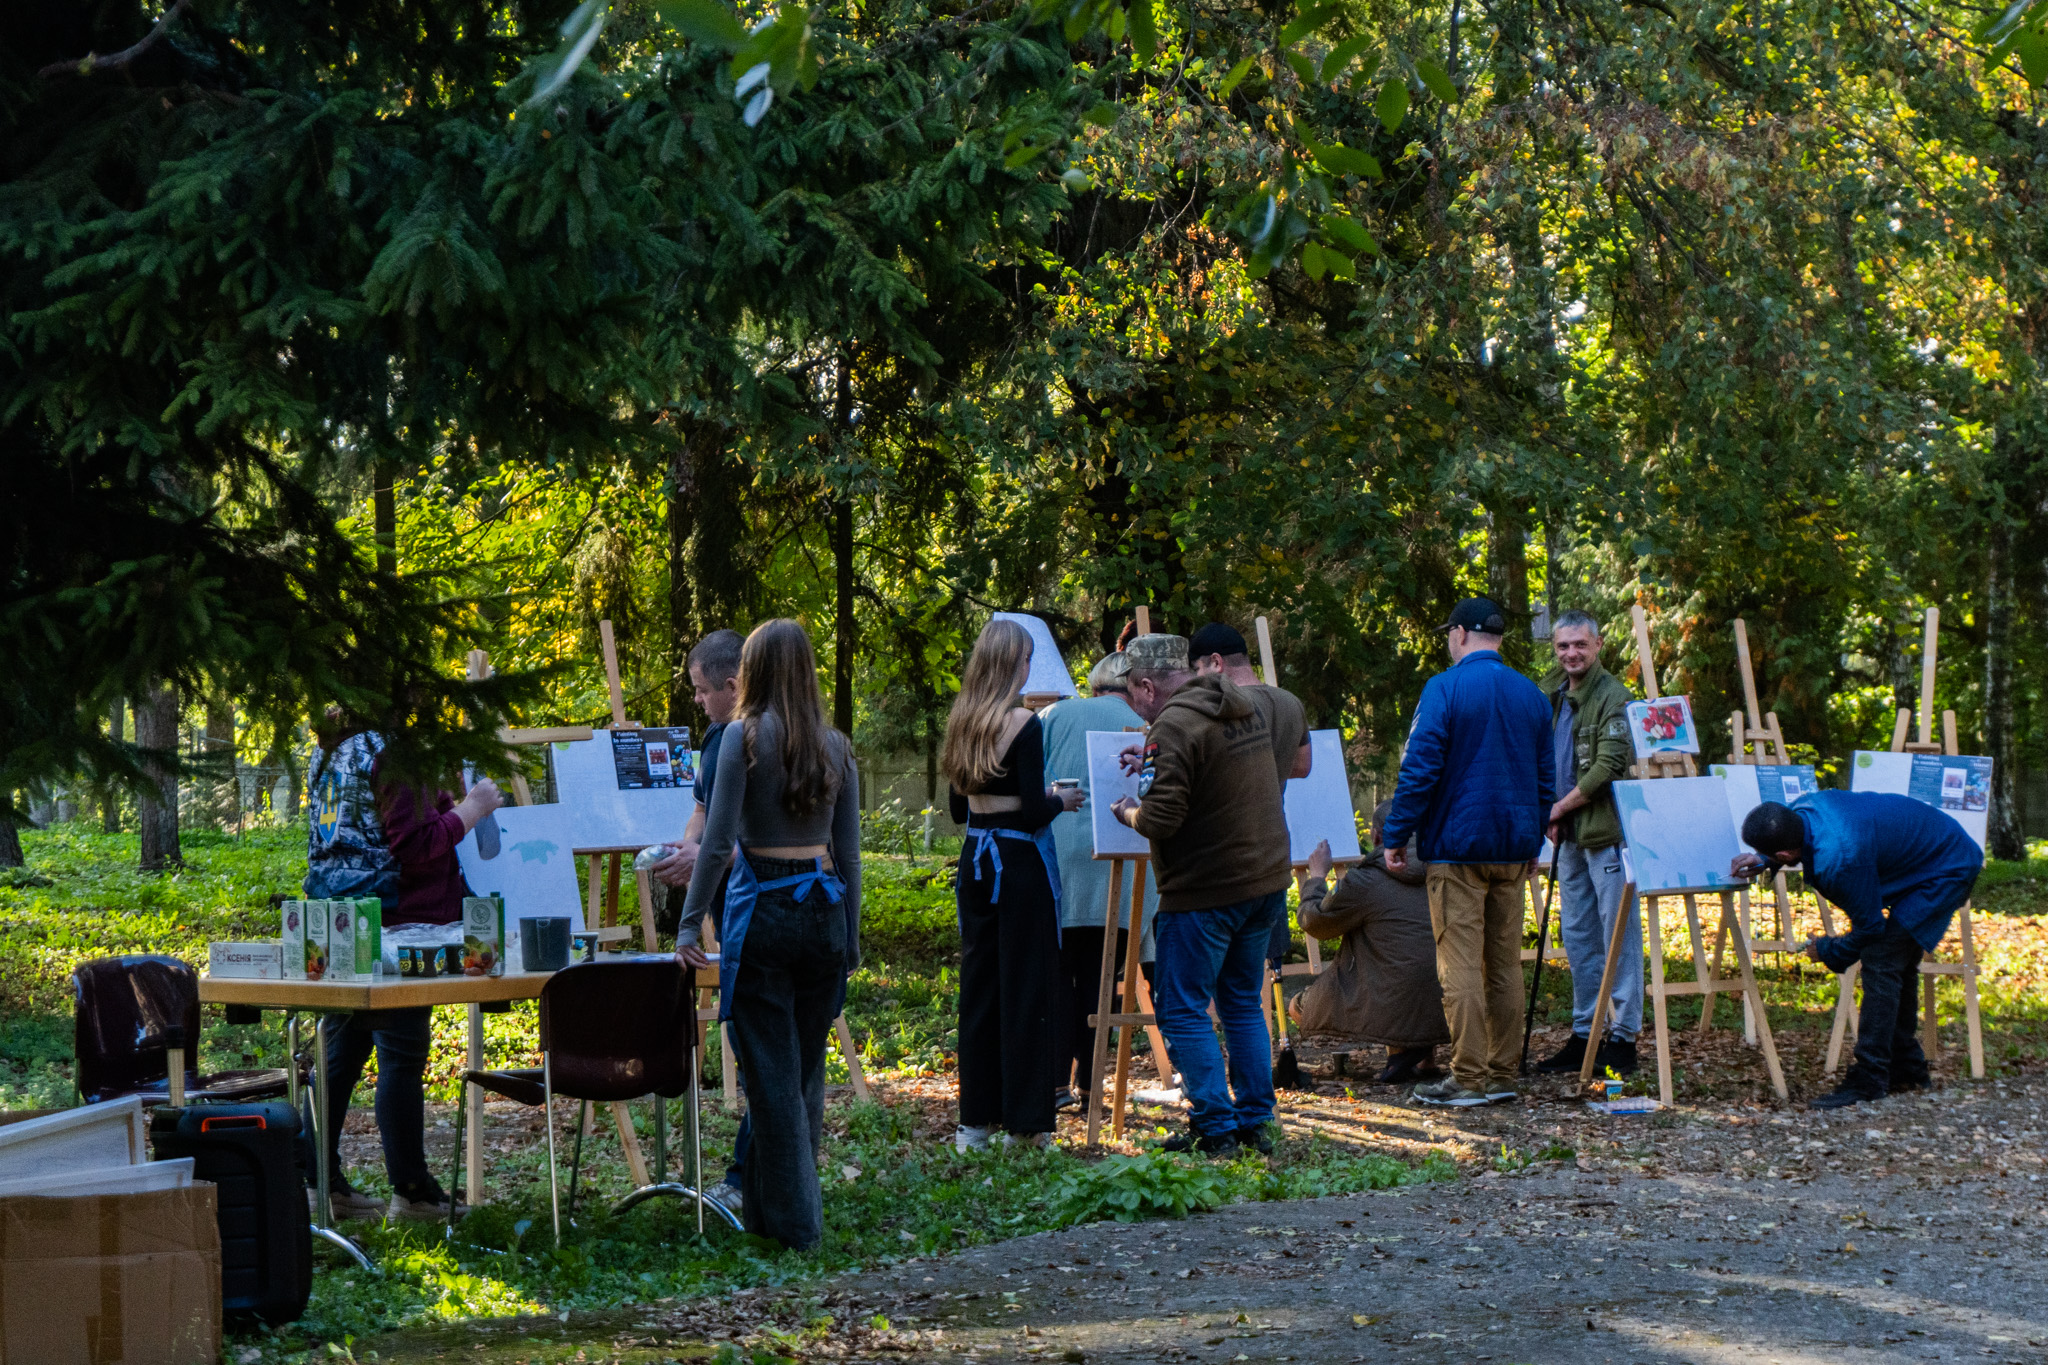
[150,1102,313,1325]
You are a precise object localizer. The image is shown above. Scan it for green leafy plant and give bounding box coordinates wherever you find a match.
[1053,1150,1232,1223]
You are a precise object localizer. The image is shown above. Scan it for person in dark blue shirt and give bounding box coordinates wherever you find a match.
[1382,598,1555,1108]
[1735,792,1983,1109]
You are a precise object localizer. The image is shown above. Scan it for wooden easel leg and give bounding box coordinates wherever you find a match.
[1682,894,1715,1037]
[1698,919,1727,1038]
[1959,905,1984,1080]
[465,1002,487,1205]
[604,853,623,938]
[1128,862,1170,1078]
[634,868,660,952]
[584,853,603,932]
[1110,896,1147,1141]
[1647,896,1676,1106]
[1825,964,1859,1076]
[1723,892,1786,1099]
[1773,871,1794,950]
[835,1015,871,1102]
[1921,973,1939,1059]
[611,1100,650,1187]
[1085,861,1126,1147]
[1737,889,1757,1045]
[1577,885,1636,1086]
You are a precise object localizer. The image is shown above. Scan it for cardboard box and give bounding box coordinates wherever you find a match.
[0,1183,222,1365]
[326,901,358,981]
[280,900,305,981]
[460,896,505,977]
[207,941,283,980]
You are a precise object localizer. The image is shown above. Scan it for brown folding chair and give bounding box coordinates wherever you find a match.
[73,956,293,1106]
[450,958,738,1241]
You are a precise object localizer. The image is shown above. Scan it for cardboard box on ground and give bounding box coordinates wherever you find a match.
[0,1103,222,1365]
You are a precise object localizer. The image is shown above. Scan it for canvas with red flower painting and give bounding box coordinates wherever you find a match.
[1624,696,1700,761]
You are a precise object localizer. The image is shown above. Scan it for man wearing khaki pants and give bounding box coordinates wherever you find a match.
[1381,599,1555,1107]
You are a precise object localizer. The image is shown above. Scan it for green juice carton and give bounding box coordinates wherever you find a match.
[461,895,504,978]
[281,900,306,981]
[354,899,383,977]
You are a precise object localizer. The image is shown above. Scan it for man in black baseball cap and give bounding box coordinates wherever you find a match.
[1436,598,1510,636]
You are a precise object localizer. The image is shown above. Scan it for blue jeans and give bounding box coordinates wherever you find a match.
[1557,840,1640,1042]
[1153,892,1286,1137]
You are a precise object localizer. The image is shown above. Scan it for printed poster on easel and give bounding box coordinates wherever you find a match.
[1708,762,1819,825]
[610,726,694,789]
[1850,750,1993,850]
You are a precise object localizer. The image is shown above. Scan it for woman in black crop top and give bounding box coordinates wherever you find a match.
[940,619,1084,1147]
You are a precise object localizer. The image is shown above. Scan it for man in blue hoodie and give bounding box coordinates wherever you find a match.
[1735,793,1983,1109]
[1383,599,1555,1108]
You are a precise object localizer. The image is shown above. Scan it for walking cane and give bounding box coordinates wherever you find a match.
[1519,859,1560,1075]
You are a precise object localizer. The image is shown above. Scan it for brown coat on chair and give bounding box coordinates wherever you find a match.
[1291,851,1451,1049]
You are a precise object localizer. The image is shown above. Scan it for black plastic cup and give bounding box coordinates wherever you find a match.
[520,916,574,972]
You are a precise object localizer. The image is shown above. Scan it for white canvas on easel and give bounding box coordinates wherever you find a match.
[1283,729,1362,864]
[1611,777,1748,893]
[993,612,1078,699]
[455,803,582,920]
[549,730,698,851]
[1087,731,1151,858]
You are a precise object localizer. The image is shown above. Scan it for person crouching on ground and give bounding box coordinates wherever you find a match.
[944,617,1085,1150]
[1734,794,1982,1109]
[1289,801,1450,1084]
[1110,633,1294,1157]
[675,619,862,1249]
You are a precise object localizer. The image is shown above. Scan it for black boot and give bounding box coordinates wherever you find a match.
[1377,1046,1439,1084]
[1811,1084,1882,1110]
[1534,1034,1588,1074]
[1593,1037,1639,1076]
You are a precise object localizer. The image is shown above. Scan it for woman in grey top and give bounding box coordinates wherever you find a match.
[676,619,860,1250]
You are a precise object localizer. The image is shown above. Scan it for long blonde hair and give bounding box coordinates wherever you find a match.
[940,618,1032,792]
[736,619,842,818]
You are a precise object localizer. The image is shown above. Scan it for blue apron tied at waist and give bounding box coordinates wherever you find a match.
[961,825,1064,944]
[716,853,848,1022]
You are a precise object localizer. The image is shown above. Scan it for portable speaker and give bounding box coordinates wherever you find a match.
[150,1102,313,1324]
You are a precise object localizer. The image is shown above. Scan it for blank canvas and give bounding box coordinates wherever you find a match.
[549,729,698,850]
[1612,777,1745,894]
[456,802,583,919]
[1283,729,1362,863]
[1088,730,1151,858]
[994,612,1078,699]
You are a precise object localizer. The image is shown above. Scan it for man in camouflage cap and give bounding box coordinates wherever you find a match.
[1111,633,1296,1157]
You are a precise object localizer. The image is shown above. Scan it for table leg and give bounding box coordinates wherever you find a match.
[465,1002,486,1206]
[313,1014,333,1228]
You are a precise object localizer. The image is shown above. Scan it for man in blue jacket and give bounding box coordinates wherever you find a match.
[1383,599,1555,1107]
[1736,793,1983,1109]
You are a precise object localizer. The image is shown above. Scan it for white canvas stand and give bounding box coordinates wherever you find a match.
[993,612,1079,701]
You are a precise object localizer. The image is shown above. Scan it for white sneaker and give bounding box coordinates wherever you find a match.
[388,1184,469,1223]
[311,1184,388,1222]
[998,1131,1051,1149]
[709,1180,744,1213]
[954,1124,994,1151]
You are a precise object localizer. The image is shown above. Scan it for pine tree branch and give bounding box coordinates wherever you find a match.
[38,0,193,79]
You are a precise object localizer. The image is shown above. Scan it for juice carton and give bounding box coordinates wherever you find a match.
[281,900,306,981]
[461,895,505,978]
[304,899,330,981]
[327,901,357,981]
[353,899,383,977]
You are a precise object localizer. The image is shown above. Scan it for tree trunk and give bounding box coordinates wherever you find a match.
[135,682,183,872]
[204,696,237,829]
[373,458,398,576]
[833,497,855,735]
[1487,507,1531,668]
[0,805,21,868]
[667,433,698,729]
[102,697,124,832]
[1983,519,2025,860]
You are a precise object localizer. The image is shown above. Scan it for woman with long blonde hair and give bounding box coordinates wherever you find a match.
[942,617,1084,1148]
[677,619,860,1249]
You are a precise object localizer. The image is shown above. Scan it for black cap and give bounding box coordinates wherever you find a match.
[1188,622,1248,659]
[1438,597,1508,635]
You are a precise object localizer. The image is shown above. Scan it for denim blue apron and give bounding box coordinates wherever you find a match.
[717,853,850,1022]
[961,825,1065,943]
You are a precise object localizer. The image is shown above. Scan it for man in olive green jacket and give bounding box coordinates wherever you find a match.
[1534,611,1641,1076]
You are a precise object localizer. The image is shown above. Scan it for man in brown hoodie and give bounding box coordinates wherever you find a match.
[1110,633,1293,1157]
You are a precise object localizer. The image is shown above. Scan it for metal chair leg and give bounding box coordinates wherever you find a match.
[544,1053,561,1244]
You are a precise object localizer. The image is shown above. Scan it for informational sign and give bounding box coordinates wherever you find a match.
[1850,750,1993,849]
[455,803,582,919]
[611,726,694,789]
[1709,763,1819,825]
[1283,730,1363,864]
[549,729,698,850]
[1624,696,1700,760]
[1612,776,1746,893]
[994,612,1079,699]
[1087,730,1151,858]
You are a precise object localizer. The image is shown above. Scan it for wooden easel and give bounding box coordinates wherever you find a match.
[1579,606,1789,1104]
[1258,617,1328,1051]
[1083,604,1171,1143]
[1824,607,1985,1080]
[1719,618,1800,954]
